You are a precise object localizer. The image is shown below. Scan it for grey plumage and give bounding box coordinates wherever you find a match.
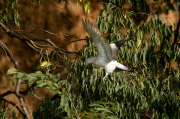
[111,38,132,61]
[82,18,133,82]
[82,19,112,63]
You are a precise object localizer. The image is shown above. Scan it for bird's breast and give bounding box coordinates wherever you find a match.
[105,60,117,73]
[94,58,108,68]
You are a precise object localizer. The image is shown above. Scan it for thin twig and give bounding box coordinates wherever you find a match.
[0,21,78,55]
[0,40,18,69]
[52,0,72,16]
[0,97,26,117]
[61,87,78,114]
[17,29,71,37]
[8,104,21,116]
[16,78,30,119]
[29,37,79,54]
[33,94,44,100]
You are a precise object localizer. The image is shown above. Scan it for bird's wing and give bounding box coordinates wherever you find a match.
[110,38,132,61]
[82,18,112,62]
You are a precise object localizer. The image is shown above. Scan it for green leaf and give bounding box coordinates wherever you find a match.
[92,85,96,92]
[134,53,137,63]
[160,15,164,23]
[137,39,141,48]
[165,27,168,36]
[102,10,107,17]
[126,20,131,28]
[11,1,17,9]
[135,113,139,119]
[40,75,46,80]
[167,25,172,34]
[47,74,56,81]
[36,71,42,74]
[36,82,48,88]
[100,22,105,32]
[11,75,18,79]
[96,107,113,113]
[143,50,146,62]
[130,11,136,16]
[14,12,21,27]
[56,53,60,61]
[29,77,35,83]
[120,85,125,89]
[83,2,90,13]
[90,101,106,105]
[167,49,172,57]
[115,85,120,92]
[7,68,18,75]
[16,72,26,78]
[67,108,71,118]
[106,22,110,31]
[37,0,41,4]
[50,89,57,94]
[140,82,144,90]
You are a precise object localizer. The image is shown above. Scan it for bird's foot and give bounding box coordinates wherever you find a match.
[101,77,106,82]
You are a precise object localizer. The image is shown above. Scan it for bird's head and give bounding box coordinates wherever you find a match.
[85,57,96,67]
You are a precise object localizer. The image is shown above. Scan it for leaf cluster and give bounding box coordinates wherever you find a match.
[0,0,20,27]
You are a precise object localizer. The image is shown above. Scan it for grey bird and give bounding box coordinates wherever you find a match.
[82,18,134,82]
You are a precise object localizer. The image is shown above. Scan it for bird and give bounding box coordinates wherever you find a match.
[82,18,134,82]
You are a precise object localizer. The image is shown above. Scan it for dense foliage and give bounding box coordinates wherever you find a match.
[2,0,180,119]
[0,0,20,27]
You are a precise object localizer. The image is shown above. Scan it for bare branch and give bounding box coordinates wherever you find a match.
[0,40,19,69]
[0,90,26,97]
[16,79,30,119]
[16,29,70,36]
[29,37,79,54]
[0,97,26,117]
[0,21,78,55]
[0,28,30,118]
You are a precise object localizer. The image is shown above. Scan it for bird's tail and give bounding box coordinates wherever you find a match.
[113,61,134,72]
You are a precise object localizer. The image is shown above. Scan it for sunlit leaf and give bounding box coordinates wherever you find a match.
[40,61,52,67]
[137,39,141,48]
[7,68,18,75]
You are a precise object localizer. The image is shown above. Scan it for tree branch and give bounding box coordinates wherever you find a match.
[0,19,89,119]
[0,97,26,117]
[0,40,19,69]
[0,21,78,55]
[29,38,78,54]
[0,90,26,98]
[0,36,30,119]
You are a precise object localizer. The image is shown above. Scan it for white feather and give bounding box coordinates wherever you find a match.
[112,61,131,71]
[110,43,118,49]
